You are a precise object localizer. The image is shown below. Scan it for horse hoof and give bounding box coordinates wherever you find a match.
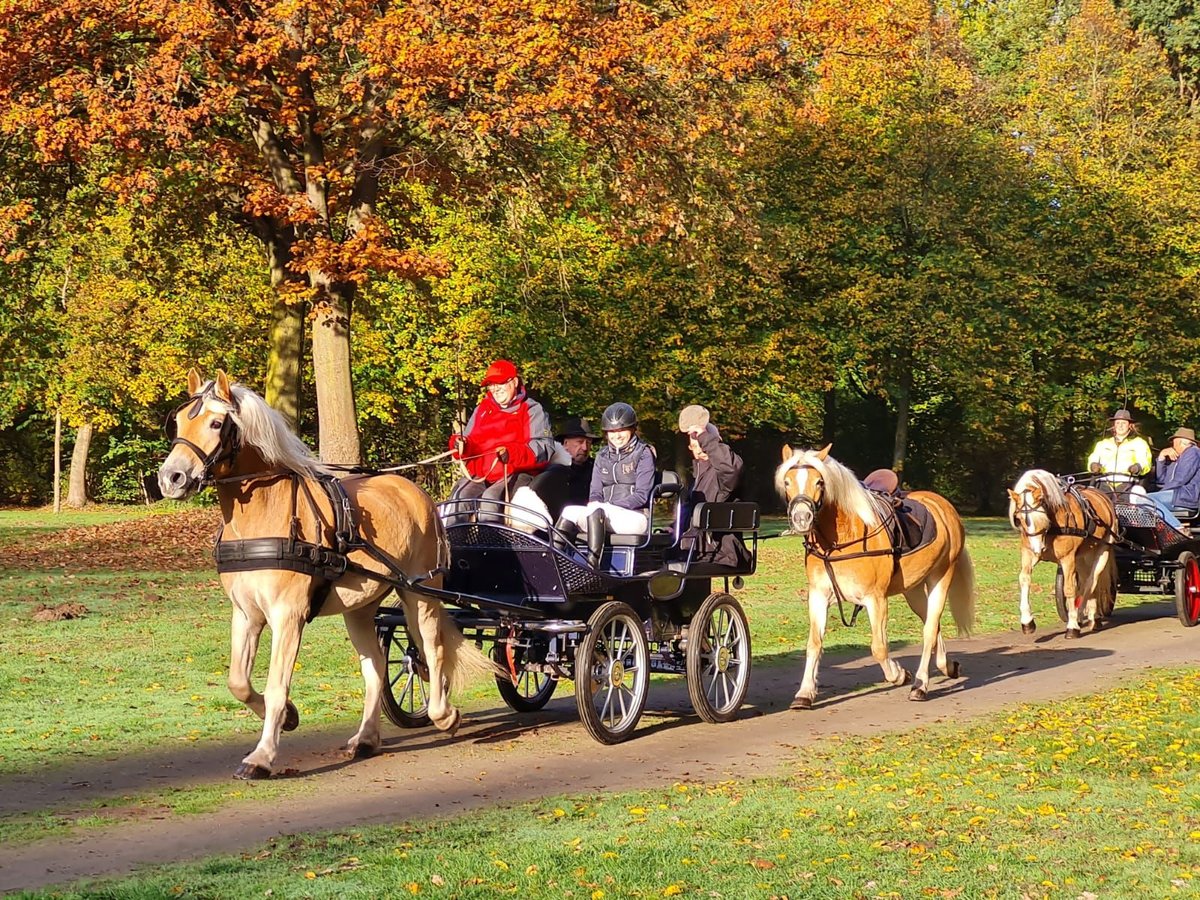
[909,688,928,702]
[282,701,300,732]
[1021,621,1036,635]
[946,660,961,679]
[790,696,813,711]
[440,708,462,737]
[1064,627,1081,640]
[345,742,379,760]
[233,762,271,781]
[895,668,912,686]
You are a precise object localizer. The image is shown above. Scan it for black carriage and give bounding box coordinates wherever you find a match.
[1063,473,1200,628]
[374,474,761,744]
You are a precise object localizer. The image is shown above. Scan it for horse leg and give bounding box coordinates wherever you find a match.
[228,603,267,720]
[236,606,307,780]
[341,604,385,760]
[1061,555,1083,639]
[408,592,461,734]
[1018,545,1037,635]
[910,567,955,700]
[865,595,909,689]
[791,589,829,710]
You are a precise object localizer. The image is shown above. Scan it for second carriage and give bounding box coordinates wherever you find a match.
[375,474,762,744]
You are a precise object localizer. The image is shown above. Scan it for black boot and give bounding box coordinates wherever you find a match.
[587,508,608,568]
[552,517,579,554]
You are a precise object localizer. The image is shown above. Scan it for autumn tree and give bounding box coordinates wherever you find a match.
[0,0,897,463]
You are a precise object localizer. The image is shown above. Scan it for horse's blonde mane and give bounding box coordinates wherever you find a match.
[1012,469,1066,516]
[775,449,880,526]
[217,383,332,478]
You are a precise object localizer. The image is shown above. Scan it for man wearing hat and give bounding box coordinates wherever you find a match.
[1142,426,1200,529]
[557,416,599,506]
[1087,409,1152,484]
[676,405,749,568]
[448,359,555,502]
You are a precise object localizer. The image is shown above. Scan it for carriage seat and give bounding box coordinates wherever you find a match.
[606,471,683,548]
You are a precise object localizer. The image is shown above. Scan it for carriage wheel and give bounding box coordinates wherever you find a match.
[574,601,649,744]
[379,626,432,728]
[685,592,751,724]
[493,641,559,713]
[1174,551,1200,627]
[1054,566,1070,623]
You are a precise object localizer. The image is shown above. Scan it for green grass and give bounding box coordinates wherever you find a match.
[18,668,1200,899]
[0,507,1081,845]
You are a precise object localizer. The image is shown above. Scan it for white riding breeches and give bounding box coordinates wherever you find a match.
[560,501,649,536]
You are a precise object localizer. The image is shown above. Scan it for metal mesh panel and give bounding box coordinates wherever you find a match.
[556,556,608,595]
[446,523,545,550]
[1116,504,1159,529]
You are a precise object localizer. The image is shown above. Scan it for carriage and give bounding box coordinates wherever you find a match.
[374,475,762,744]
[1051,473,1200,629]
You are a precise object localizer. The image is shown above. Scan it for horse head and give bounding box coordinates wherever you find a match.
[776,443,832,534]
[157,369,241,500]
[1008,471,1062,540]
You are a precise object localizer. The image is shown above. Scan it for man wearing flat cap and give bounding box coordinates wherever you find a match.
[1142,426,1200,529]
[448,359,555,502]
[677,404,748,568]
[1087,408,1152,484]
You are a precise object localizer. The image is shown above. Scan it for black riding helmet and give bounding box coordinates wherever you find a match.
[601,402,638,432]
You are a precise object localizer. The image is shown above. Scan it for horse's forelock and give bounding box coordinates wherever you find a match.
[1014,469,1065,513]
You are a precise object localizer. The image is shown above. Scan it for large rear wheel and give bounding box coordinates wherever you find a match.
[574,601,649,744]
[1175,551,1200,627]
[379,625,432,728]
[493,640,558,713]
[686,592,752,724]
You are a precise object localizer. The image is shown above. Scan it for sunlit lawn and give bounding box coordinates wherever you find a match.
[19,668,1200,899]
[0,507,1134,849]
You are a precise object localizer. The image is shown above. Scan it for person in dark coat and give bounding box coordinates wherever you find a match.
[677,405,749,569]
[528,416,598,521]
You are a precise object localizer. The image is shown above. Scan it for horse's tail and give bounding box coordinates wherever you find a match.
[948,546,977,637]
[438,609,505,691]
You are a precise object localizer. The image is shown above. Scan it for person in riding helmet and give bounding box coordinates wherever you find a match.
[448,359,556,503]
[554,402,657,566]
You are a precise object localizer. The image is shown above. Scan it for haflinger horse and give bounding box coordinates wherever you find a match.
[775,445,976,706]
[157,370,497,779]
[1007,469,1118,638]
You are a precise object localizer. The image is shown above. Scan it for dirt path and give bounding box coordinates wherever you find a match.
[1,602,1194,894]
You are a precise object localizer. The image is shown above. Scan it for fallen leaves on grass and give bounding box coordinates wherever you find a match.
[0,510,219,572]
[31,602,89,621]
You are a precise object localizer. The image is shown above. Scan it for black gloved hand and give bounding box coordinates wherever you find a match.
[496,446,510,464]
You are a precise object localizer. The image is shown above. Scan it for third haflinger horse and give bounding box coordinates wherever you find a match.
[1007,469,1118,637]
[776,444,976,707]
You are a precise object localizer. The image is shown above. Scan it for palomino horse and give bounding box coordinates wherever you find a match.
[1007,469,1118,638]
[157,370,495,779]
[776,445,976,706]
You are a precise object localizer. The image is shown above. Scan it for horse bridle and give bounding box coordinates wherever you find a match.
[786,465,824,531]
[1012,489,1049,537]
[164,387,242,485]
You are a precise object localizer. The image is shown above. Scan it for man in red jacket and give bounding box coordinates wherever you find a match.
[449,359,555,503]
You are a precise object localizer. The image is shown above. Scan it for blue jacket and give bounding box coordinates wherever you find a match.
[590,438,656,510]
[1157,444,1200,509]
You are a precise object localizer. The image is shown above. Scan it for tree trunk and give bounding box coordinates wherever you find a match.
[53,409,62,513]
[66,423,93,508]
[265,297,303,428]
[891,367,912,476]
[822,386,837,445]
[311,282,360,464]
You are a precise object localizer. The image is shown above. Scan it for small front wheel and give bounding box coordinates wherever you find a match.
[1175,551,1200,627]
[493,640,558,713]
[686,592,752,724]
[379,625,432,728]
[574,601,649,744]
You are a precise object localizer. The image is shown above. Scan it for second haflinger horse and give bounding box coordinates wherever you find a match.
[156,370,497,779]
[776,445,976,706]
[1007,469,1118,637]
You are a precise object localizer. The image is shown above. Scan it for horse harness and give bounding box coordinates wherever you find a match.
[1013,484,1117,545]
[797,474,932,628]
[165,389,444,623]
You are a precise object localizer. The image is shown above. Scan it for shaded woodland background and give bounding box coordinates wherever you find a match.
[2,0,1199,513]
